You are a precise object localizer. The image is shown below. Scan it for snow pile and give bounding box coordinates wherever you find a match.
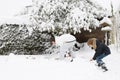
[55,34,76,46]
[100,17,112,26]
[8,53,16,63]
[101,26,112,31]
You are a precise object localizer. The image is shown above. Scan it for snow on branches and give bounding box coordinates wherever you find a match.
[26,0,107,34]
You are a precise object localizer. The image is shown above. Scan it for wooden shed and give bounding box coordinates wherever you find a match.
[72,17,112,45]
[72,27,105,43]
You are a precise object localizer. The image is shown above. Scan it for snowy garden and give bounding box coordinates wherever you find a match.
[0,43,120,80]
[0,0,120,80]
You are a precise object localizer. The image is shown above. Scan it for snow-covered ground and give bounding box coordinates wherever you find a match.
[0,44,120,80]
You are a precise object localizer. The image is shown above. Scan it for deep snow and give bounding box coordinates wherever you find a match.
[0,44,120,80]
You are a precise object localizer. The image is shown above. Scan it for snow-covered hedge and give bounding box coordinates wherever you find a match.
[0,25,54,55]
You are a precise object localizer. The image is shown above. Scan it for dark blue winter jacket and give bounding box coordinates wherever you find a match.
[93,39,111,60]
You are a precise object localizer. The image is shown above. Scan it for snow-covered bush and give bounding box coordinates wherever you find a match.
[0,24,54,55]
[20,30,53,55]
[24,0,108,35]
[0,24,29,55]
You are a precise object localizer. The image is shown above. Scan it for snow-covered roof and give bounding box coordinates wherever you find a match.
[100,17,112,26]
[101,26,112,31]
[0,15,31,25]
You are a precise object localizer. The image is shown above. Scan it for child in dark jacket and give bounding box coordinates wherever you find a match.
[87,38,111,71]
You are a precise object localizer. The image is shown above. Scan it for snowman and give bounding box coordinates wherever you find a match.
[55,34,76,62]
